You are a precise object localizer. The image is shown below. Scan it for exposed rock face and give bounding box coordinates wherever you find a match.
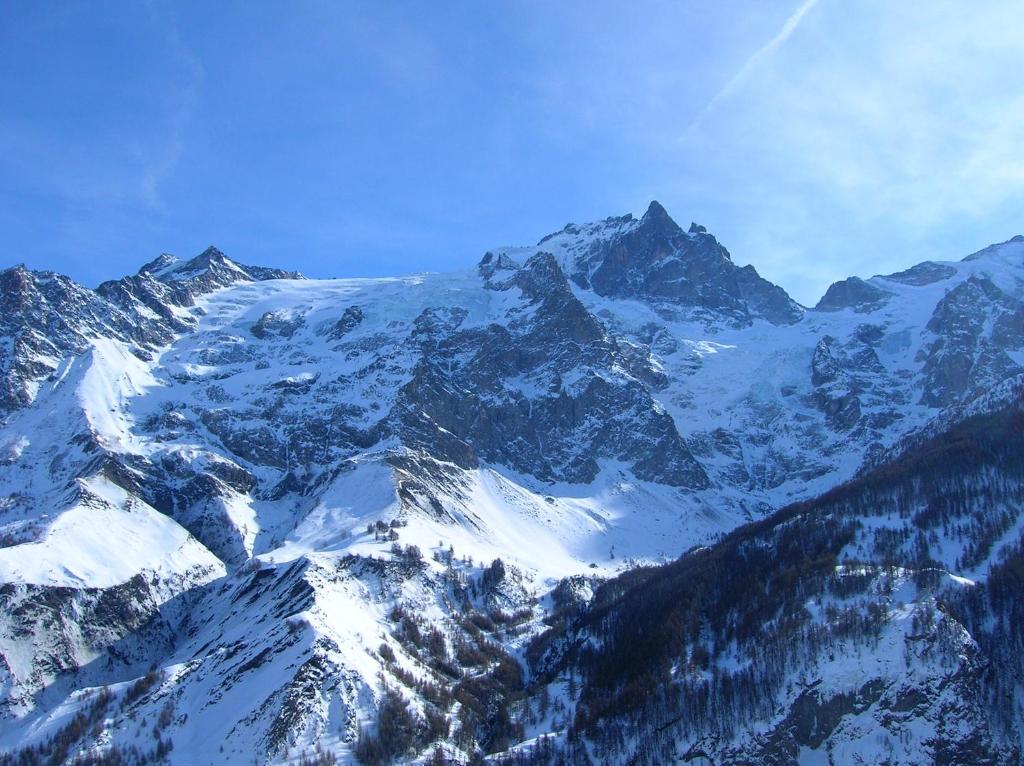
[0,569,214,719]
[134,246,300,293]
[0,266,148,412]
[324,305,364,340]
[251,311,305,340]
[919,275,1024,407]
[537,201,804,326]
[728,647,1012,766]
[394,252,708,487]
[0,248,300,415]
[810,337,863,430]
[814,276,891,312]
[808,331,897,431]
[881,260,958,286]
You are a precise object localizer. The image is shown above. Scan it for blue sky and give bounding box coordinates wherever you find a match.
[2,1,1022,305]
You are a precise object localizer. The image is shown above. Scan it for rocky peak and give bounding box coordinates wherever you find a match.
[533,202,802,326]
[0,265,104,326]
[513,252,575,301]
[0,247,302,416]
[6,220,1024,765]
[477,250,522,281]
[482,250,605,347]
[157,246,246,283]
[136,253,178,277]
[814,276,891,313]
[196,244,227,261]
[0,262,30,284]
[1,264,76,298]
[638,199,681,235]
[0,264,36,308]
[137,246,300,288]
[516,254,606,346]
[878,260,957,286]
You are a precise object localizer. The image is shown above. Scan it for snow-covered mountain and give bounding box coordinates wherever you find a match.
[1,203,1023,765]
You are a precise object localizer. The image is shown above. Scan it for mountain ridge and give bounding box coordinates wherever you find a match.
[1,203,1023,765]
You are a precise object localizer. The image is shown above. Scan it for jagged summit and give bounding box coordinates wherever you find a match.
[198,244,226,258]
[477,249,521,280]
[0,247,303,415]
[638,199,679,232]
[136,253,178,276]
[1,263,29,277]
[136,246,301,284]
[524,201,802,325]
[813,276,892,313]
[155,246,246,282]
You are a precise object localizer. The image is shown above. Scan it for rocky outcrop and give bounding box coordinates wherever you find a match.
[814,276,891,312]
[394,253,709,487]
[540,201,804,326]
[920,276,1024,407]
[880,260,957,286]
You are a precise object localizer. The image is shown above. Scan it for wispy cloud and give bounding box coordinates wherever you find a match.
[139,2,204,211]
[660,0,1024,304]
[4,0,1022,301]
[684,0,819,137]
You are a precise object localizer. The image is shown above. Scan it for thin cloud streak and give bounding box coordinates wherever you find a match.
[3,1,1022,305]
[139,3,204,211]
[684,0,819,137]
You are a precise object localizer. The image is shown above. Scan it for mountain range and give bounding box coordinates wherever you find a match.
[1,202,1023,765]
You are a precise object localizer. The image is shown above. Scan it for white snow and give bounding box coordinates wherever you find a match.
[0,476,223,589]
